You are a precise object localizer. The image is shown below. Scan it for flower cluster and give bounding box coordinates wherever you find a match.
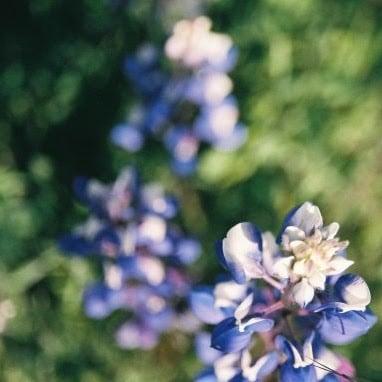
[191,202,377,381]
[59,167,201,349]
[111,16,247,175]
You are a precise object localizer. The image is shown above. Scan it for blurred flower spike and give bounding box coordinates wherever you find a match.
[0,299,16,334]
[111,16,247,176]
[59,167,201,350]
[191,202,377,381]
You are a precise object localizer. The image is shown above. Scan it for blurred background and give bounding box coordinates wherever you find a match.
[1,0,382,380]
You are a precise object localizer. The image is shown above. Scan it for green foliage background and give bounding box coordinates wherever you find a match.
[0,0,381,380]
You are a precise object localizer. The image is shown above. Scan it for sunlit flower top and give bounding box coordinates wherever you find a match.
[191,202,377,381]
[59,167,201,350]
[111,16,246,176]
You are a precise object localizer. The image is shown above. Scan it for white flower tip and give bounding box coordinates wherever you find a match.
[342,275,371,308]
[234,293,254,322]
[292,279,314,307]
[272,257,293,279]
[327,257,354,276]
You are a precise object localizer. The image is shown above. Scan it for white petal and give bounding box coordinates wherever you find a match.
[322,222,340,239]
[284,226,306,242]
[334,302,365,313]
[262,232,279,275]
[272,256,294,279]
[214,353,241,382]
[214,281,247,309]
[241,349,252,370]
[341,275,371,308]
[302,332,314,364]
[238,317,273,333]
[314,348,340,380]
[292,279,315,307]
[223,222,263,280]
[289,240,308,256]
[234,293,253,322]
[308,272,326,290]
[289,202,323,234]
[326,257,354,276]
[293,259,308,276]
[137,256,165,285]
[225,223,260,256]
[289,341,306,368]
[104,264,123,289]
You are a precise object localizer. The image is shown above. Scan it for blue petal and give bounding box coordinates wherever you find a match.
[145,99,172,132]
[195,368,217,382]
[94,227,120,252]
[228,374,246,382]
[215,240,230,271]
[190,287,227,324]
[72,176,90,204]
[171,156,198,176]
[319,309,377,345]
[211,317,254,353]
[276,204,302,243]
[72,177,106,217]
[255,351,280,380]
[142,192,178,219]
[195,332,221,365]
[115,321,159,350]
[58,234,96,256]
[111,123,144,152]
[143,307,174,332]
[117,257,139,278]
[83,283,114,319]
[175,238,201,264]
[320,374,340,382]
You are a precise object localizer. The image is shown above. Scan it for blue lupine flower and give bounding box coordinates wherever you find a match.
[111,17,247,176]
[59,167,200,349]
[192,202,376,381]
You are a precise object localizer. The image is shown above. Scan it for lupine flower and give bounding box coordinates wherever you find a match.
[59,167,201,350]
[192,202,377,381]
[111,17,247,175]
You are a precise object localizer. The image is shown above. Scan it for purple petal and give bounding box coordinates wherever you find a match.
[83,283,115,319]
[190,287,227,325]
[319,309,377,345]
[115,321,159,350]
[195,332,221,365]
[111,123,144,152]
[175,238,201,264]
